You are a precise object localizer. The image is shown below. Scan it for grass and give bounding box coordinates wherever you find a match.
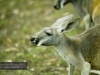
[0,0,84,75]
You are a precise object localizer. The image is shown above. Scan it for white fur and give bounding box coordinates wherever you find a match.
[60,0,65,8]
[37,39,47,46]
[83,14,91,30]
[90,70,100,75]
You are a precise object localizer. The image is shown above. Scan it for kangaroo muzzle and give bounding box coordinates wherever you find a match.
[54,0,66,10]
[30,37,39,46]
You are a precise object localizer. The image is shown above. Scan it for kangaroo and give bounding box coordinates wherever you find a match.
[30,14,100,75]
[54,0,100,30]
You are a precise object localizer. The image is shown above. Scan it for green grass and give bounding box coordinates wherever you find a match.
[0,0,84,75]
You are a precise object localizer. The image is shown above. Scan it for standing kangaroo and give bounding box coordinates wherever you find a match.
[54,0,100,30]
[30,14,100,75]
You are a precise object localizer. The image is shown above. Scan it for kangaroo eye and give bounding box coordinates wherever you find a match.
[45,29,53,36]
[46,32,52,36]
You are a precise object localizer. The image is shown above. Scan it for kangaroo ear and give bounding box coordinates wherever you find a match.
[51,14,74,33]
[61,18,80,32]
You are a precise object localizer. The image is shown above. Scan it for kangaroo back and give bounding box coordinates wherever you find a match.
[78,25,100,70]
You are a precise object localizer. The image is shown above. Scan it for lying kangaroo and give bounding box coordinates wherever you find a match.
[30,14,100,75]
[54,0,100,30]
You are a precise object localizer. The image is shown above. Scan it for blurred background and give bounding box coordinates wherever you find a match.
[0,0,84,75]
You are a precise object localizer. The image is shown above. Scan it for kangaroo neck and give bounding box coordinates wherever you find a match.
[54,33,81,57]
[72,0,89,18]
[54,34,72,54]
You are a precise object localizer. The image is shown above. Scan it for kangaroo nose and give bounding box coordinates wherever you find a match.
[30,36,39,45]
[30,37,35,41]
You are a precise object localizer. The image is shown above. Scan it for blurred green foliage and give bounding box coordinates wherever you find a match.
[0,0,84,75]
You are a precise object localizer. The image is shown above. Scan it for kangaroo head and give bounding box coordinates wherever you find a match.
[30,14,79,46]
[54,0,71,9]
